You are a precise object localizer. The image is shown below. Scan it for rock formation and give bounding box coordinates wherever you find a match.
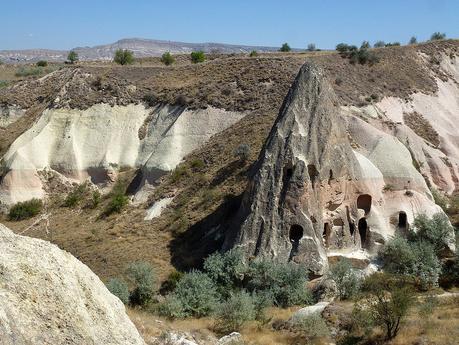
[225,63,454,274]
[0,224,145,345]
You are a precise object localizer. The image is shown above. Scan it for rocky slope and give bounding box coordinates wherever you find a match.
[0,224,145,345]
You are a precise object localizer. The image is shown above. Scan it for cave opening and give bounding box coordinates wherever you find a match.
[307,164,319,186]
[323,222,331,247]
[398,211,408,228]
[358,218,368,247]
[349,222,355,236]
[357,194,372,215]
[289,224,304,261]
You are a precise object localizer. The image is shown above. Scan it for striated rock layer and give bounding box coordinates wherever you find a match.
[0,224,145,345]
[225,63,454,274]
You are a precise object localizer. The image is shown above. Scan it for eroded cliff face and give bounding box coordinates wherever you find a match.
[225,63,455,274]
[224,64,359,274]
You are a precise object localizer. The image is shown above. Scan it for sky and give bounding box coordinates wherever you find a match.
[1,0,458,50]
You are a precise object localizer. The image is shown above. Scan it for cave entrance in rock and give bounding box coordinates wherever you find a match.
[398,211,408,229]
[358,218,368,248]
[323,222,331,247]
[357,194,372,215]
[289,224,304,261]
[307,164,319,185]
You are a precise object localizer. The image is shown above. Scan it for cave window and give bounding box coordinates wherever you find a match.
[358,218,368,248]
[357,194,372,215]
[323,222,331,247]
[308,164,319,185]
[398,211,408,228]
[289,224,303,261]
[328,169,334,184]
[349,222,355,236]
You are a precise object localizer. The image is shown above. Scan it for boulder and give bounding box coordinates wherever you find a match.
[0,224,145,345]
[290,302,330,323]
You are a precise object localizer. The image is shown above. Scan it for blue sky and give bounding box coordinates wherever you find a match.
[1,0,458,50]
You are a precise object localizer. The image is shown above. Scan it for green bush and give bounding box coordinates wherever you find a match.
[173,271,220,317]
[126,261,156,306]
[360,41,370,49]
[374,40,386,48]
[336,43,350,54]
[357,273,414,340]
[114,49,135,65]
[161,52,175,65]
[204,249,246,297]
[291,314,330,340]
[15,66,43,77]
[63,183,88,208]
[279,43,291,52]
[8,199,43,221]
[190,51,206,63]
[158,294,187,319]
[249,50,258,57]
[67,51,78,63]
[327,259,361,300]
[247,259,313,307]
[385,42,401,47]
[160,270,184,295]
[106,278,130,304]
[143,93,156,107]
[430,32,446,41]
[233,144,250,162]
[36,60,48,67]
[410,212,454,255]
[214,290,256,333]
[89,190,101,208]
[0,80,9,88]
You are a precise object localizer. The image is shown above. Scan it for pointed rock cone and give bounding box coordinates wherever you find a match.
[224,63,357,274]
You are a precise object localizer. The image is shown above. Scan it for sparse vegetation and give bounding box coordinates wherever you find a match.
[114,49,135,65]
[360,41,370,49]
[291,313,330,340]
[89,190,101,208]
[430,32,446,41]
[374,40,386,48]
[383,183,395,192]
[36,60,48,67]
[385,42,401,47]
[126,261,156,306]
[279,43,291,52]
[106,278,130,304]
[249,50,258,57]
[190,51,206,63]
[161,52,175,66]
[0,80,8,88]
[233,143,250,163]
[103,182,129,216]
[409,36,418,45]
[67,51,79,64]
[8,198,43,221]
[143,93,156,107]
[327,259,361,300]
[63,183,88,208]
[15,66,44,77]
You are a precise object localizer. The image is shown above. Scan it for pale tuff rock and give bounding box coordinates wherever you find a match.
[0,104,25,128]
[225,63,454,273]
[0,224,145,345]
[0,103,245,205]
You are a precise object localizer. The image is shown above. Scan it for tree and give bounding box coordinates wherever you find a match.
[355,273,414,340]
[374,41,386,48]
[161,52,175,65]
[307,43,316,52]
[279,43,291,52]
[336,43,350,53]
[430,32,446,41]
[67,51,79,64]
[409,36,418,45]
[410,212,454,255]
[360,41,370,49]
[190,51,206,63]
[114,49,134,65]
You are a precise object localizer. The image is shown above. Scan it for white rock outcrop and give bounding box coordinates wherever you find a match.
[0,103,245,204]
[0,224,145,345]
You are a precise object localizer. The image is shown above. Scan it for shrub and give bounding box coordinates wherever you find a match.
[0,80,8,88]
[357,273,414,340]
[143,93,156,107]
[160,270,184,295]
[431,188,448,211]
[161,52,175,65]
[158,294,187,319]
[67,51,78,63]
[383,184,394,192]
[106,278,129,304]
[430,32,446,41]
[214,290,256,333]
[410,212,454,255]
[327,259,361,300]
[409,36,418,45]
[8,199,43,221]
[126,261,156,305]
[114,49,134,65]
[104,193,128,215]
[173,271,220,317]
[249,50,258,57]
[190,51,206,63]
[247,259,313,307]
[233,143,250,162]
[203,249,246,297]
[385,42,401,47]
[307,43,316,51]
[63,183,87,208]
[360,41,370,49]
[418,293,439,318]
[291,314,330,339]
[15,67,43,77]
[374,40,386,48]
[279,43,291,52]
[89,190,101,208]
[36,60,48,67]
[336,43,350,54]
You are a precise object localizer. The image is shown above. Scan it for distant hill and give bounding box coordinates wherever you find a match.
[0,38,286,63]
